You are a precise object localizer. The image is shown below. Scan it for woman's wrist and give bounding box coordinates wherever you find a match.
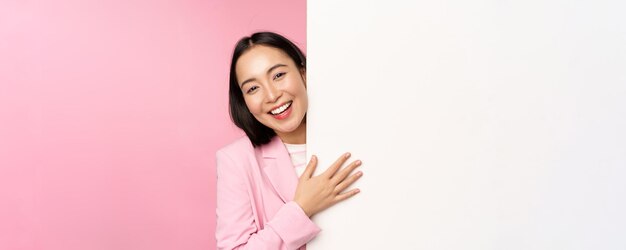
[294,199,313,217]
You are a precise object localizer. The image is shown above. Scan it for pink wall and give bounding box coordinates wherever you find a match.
[0,0,305,249]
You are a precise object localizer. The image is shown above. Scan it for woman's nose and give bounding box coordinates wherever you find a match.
[264,84,281,103]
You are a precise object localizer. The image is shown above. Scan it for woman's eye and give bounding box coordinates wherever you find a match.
[246,86,258,94]
[273,72,286,80]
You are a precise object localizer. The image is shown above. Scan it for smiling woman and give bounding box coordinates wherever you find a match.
[215,32,364,250]
[235,45,308,144]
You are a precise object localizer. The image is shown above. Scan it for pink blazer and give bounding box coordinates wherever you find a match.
[215,135,321,250]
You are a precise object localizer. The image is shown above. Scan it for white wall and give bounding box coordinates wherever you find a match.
[307,1,626,249]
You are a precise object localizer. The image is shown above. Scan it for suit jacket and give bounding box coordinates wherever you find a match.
[215,135,321,250]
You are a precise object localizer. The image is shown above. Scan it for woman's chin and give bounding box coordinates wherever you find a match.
[265,113,305,135]
[274,126,297,134]
[273,121,303,134]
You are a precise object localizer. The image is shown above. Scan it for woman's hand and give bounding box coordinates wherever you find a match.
[293,153,363,218]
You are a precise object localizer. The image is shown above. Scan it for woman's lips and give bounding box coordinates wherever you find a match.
[271,103,292,120]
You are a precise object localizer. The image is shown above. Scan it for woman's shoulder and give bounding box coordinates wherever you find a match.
[216,135,255,158]
[215,136,264,188]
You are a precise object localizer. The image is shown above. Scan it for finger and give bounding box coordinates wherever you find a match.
[334,171,363,193]
[330,160,361,185]
[323,152,351,179]
[334,188,361,203]
[301,155,318,179]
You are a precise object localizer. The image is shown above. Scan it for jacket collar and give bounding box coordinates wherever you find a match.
[260,136,299,203]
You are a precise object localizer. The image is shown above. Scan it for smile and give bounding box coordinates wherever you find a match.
[269,101,292,115]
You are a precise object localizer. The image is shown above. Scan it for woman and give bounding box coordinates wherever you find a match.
[215,31,363,250]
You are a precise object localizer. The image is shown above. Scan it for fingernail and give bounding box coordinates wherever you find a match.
[357,171,363,176]
[345,152,351,158]
[356,160,362,165]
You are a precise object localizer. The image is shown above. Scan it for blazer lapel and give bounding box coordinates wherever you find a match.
[260,136,299,203]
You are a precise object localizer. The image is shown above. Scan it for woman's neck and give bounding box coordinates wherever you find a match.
[276,122,306,144]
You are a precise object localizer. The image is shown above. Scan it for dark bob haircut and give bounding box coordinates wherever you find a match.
[228,31,307,147]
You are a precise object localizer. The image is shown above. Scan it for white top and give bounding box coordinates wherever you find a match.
[284,143,307,178]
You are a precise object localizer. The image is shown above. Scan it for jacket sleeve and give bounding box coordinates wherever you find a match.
[215,149,321,250]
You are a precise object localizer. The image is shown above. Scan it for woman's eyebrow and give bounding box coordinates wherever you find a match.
[240,64,288,88]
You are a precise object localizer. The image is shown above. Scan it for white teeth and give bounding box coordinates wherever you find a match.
[270,102,292,115]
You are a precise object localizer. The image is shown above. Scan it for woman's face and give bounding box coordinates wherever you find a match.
[235,45,308,137]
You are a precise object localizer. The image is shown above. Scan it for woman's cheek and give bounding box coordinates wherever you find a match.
[245,98,264,115]
[242,97,254,112]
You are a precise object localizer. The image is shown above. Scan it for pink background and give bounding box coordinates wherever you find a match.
[0,0,305,249]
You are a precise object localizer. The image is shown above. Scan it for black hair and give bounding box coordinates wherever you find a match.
[228,31,307,147]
